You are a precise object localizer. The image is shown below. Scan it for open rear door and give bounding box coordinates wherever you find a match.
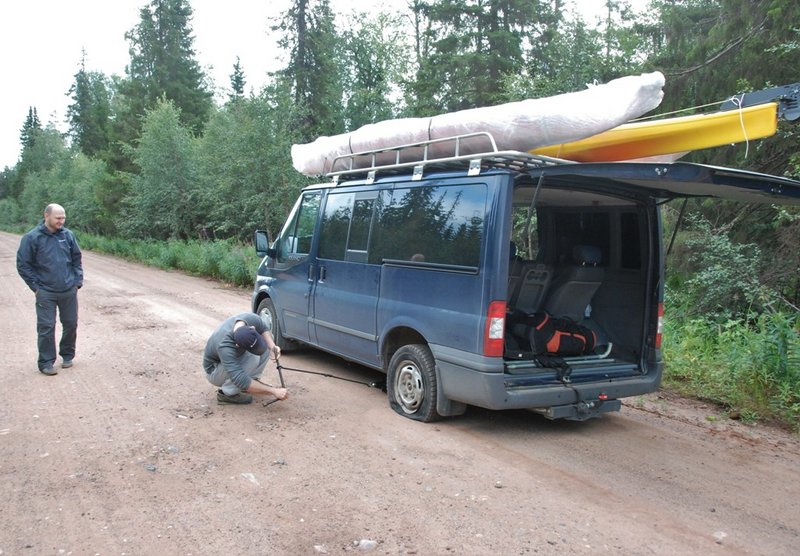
[528,161,800,205]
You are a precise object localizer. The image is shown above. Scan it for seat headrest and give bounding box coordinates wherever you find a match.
[572,245,602,266]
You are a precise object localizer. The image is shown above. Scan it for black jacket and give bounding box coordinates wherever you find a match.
[17,222,83,293]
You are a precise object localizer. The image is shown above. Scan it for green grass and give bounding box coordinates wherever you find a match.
[76,232,260,288]
[663,312,800,431]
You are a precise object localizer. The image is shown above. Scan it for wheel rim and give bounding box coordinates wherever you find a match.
[394,360,424,414]
[259,305,273,329]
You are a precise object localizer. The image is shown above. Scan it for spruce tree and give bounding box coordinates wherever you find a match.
[66,51,111,158]
[273,0,343,141]
[406,0,557,114]
[115,0,212,148]
[20,107,41,150]
[229,56,246,103]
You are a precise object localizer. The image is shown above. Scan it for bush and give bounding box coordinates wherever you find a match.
[76,233,259,287]
[0,199,23,228]
[218,242,259,286]
[131,241,165,267]
[663,311,800,430]
[674,216,774,321]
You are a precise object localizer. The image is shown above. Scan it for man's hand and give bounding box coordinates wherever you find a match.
[272,387,289,401]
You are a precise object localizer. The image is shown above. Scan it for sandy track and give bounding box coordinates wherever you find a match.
[0,230,798,555]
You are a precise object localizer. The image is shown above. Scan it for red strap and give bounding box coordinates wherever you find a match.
[534,312,550,331]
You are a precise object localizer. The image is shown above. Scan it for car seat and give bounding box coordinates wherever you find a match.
[543,245,604,322]
[513,262,553,314]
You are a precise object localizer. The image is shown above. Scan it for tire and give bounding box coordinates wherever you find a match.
[256,298,294,351]
[387,344,440,422]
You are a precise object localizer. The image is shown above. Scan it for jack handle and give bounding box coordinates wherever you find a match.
[263,352,286,407]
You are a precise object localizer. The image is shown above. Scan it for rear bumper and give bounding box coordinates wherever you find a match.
[431,344,662,417]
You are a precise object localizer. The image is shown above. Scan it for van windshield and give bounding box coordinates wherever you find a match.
[275,192,321,264]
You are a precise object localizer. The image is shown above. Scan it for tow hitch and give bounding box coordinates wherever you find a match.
[531,393,621,421]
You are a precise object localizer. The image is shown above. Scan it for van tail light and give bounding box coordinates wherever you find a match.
[655,302,664,349]
[484,301,506,357]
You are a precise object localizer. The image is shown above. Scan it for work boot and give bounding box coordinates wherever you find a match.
[40,366,58,376]
[217,390,253,405]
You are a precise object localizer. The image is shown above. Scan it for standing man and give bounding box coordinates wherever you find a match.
[203,312,289,405]
[16,203,83,376]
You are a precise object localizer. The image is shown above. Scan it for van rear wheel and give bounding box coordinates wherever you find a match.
[387,344,440,422]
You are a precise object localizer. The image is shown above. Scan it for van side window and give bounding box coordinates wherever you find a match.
[349,197,374,252]
[511,206,540,261]
[319,193,352,260]
[319,193,377,262]
[553,212,610,265]
[276,191,321,264]
[371,183,486,267]
[620,212,642,269]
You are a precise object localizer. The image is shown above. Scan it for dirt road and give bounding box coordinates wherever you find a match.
[1,230,798,555]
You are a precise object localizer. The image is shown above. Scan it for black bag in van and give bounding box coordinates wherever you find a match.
[526,312,597,356]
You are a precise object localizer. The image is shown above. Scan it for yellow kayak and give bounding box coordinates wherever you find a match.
[532,102,778,162]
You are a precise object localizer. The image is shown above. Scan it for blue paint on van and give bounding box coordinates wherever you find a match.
[252,147,800,422]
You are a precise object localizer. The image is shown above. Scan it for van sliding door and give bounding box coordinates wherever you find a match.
[311,191,381,367]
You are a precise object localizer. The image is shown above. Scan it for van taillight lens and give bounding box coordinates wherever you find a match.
[484,301,506,357]
[655,302,664,349]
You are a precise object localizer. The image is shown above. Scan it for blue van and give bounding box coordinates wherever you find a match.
[252,138,800,422]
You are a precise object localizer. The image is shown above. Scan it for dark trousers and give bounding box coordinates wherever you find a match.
[35,288,79,370]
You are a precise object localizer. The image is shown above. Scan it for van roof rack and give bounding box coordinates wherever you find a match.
[326,131,572,184]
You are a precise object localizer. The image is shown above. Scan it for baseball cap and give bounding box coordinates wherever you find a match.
[233,326,268,355]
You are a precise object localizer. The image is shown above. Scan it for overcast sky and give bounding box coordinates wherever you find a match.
[1,0,398,169]
[0,0,629,170]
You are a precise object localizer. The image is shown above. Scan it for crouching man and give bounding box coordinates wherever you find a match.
[203,312,289,405]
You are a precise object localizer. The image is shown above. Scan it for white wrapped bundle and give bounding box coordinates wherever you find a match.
[291,71,665,176]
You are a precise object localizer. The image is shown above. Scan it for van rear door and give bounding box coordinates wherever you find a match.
[527,161,800,205]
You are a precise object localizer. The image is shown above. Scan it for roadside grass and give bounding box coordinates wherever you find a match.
[663,312,800,431]
[76,232,260,288]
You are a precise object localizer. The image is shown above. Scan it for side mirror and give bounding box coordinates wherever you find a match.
[254,230,273,258]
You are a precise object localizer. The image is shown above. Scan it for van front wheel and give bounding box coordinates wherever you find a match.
[256,298,292,351]
[387,344,440,422]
